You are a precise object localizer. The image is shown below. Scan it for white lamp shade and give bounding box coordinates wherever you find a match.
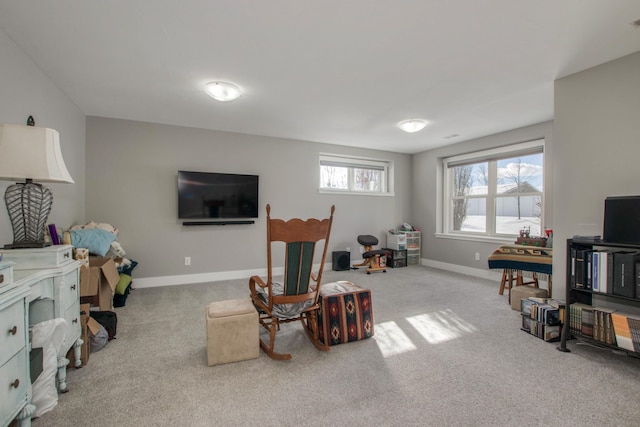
[0,124,74,183]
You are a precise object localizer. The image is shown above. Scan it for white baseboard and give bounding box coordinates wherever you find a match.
[133,259,502,289]
[421,258,502,282]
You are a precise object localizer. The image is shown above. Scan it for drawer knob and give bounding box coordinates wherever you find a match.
[0,274,4,283]
[71,284,77,291]
[72,318,78,324]
[8,325,17,335]
[11,379,20,388]
[64,252,70,258]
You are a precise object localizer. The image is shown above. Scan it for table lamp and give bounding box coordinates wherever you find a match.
[0,117,74,248]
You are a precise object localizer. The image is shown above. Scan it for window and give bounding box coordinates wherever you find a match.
[319,154,393,195]
[442,140,544,239]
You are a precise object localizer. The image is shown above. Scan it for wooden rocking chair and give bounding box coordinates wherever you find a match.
[249,204,335,360]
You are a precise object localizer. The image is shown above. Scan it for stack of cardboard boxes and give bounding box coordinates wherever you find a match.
[67,255,120,367]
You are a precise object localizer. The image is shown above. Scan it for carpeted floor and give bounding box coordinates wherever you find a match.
[34,266,640,426]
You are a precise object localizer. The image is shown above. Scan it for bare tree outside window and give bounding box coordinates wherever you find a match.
[453,165,473,230]
[499,157,538,219]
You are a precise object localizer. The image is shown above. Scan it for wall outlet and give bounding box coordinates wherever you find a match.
[346,247,351,253]
[360,246,364,254]
[185,256,191,266]
[474,252,480,261]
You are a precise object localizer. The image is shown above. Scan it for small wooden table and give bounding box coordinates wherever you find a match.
[488,244,553,301]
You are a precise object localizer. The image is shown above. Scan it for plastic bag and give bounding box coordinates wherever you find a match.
[31,318,68,418]
[90,324,109,352]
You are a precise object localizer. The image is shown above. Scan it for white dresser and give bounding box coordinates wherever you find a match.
[2,245,82,395]
[0,262,35,427]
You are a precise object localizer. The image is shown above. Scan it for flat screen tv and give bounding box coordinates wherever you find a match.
[178,171,259,220]
[603,195,640,244]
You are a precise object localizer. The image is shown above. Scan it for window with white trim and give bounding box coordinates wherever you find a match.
[442,140,544,238]
[319,154,393,195]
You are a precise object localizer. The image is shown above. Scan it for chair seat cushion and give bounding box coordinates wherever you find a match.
[363,249,387,259]
[256,282,314,319]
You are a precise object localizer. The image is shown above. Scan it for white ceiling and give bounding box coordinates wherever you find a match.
[1,1,640,154]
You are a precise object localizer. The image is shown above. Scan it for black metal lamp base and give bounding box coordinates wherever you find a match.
[4,241,51,249]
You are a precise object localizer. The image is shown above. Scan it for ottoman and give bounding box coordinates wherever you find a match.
[511,285,548,311]
[206,298,259,366]
[318,281,374,346]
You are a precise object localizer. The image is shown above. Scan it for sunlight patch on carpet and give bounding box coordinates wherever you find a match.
[373,321,416,357]
[407,309,477,344]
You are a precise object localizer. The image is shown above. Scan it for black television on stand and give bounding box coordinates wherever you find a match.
[178,171,259,225]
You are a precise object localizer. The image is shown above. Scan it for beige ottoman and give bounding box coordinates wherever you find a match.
[206,298,259,366]
[510,285,548,311]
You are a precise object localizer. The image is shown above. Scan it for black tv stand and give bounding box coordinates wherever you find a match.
[183,220,255,226]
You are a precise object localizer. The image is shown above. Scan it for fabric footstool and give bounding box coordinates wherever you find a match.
[206,298,259,366]
[318,281,374,346]
[511,285,548,311]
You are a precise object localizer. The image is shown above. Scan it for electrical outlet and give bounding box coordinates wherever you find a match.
[360,246,364,254]
[346,247,351,252]
[185,256,191,266]
[474,252,480,261]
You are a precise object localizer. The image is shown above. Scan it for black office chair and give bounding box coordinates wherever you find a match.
[352,235,387,274]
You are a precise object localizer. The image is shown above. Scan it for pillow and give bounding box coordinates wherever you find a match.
[70,229,117,256]
[115,274,132,295]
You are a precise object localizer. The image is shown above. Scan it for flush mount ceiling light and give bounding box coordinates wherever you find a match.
[397,119,428,133]
[204,81,242,102]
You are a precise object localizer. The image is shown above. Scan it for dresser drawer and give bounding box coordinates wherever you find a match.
[0,349,29,426]
[63,302,81,349]
[0,262,14,294]
[2,245,74,269]
[57,270,80,310]
[0,299,26,366]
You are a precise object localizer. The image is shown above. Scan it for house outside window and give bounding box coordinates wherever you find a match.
[319,154,393,195]
[442,139,545,239]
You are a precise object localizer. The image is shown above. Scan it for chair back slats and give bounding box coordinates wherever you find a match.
[250,204,335,359]
[284,241,315,296]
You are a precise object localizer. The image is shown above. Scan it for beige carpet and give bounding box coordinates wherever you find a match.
[34,266,640,426]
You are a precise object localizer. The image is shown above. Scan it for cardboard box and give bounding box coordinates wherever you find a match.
[79,257,120,311]
[67,303,91,367]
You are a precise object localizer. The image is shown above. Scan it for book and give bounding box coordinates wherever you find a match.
[613,251,639,298]
[598,251,609,293]
[626,315,640,352]
[636,262,640,299]
[591,307,618,343]
[47,224,59,245]
[575,250,585,288]
[611,312,635,351]
[592,251,600,292]
[584,250,594,290]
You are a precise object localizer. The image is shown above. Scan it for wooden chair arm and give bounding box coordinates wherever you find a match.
[249,275,271,311]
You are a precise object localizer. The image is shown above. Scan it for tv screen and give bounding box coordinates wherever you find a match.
[178,171,259,220]
[603,195,640,244]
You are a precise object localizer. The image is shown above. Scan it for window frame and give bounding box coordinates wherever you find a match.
[439,139,545,242]
[318,153,394,196]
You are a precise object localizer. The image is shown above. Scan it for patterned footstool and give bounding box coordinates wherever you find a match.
[318,281,374,346]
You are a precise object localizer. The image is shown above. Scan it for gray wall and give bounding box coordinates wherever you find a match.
[0,28,85,245]
[412,121,554,275]
[553,51,640,293]
[85,117,412,282]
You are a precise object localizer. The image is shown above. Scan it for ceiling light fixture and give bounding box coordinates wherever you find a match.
[397,119,428,133]
[204,81,242,102]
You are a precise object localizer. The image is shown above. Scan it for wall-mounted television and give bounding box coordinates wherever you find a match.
[178,171,259,220]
